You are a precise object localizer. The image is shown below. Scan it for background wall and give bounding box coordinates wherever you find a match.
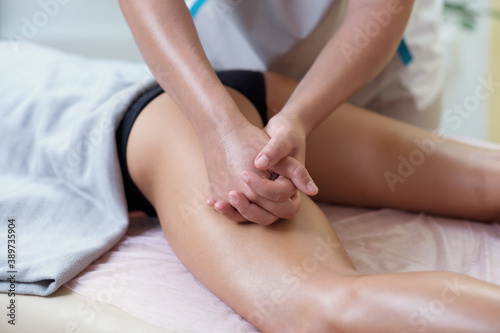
[0,0,497,141]
[0,0,143,61]
[488,0,500,143]
[439,0,491,141]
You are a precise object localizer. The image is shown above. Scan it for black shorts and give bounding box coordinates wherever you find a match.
[115,70,268,217]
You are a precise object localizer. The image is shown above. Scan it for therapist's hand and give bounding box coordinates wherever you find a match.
[254,113,319,195]
[206,121,314,225]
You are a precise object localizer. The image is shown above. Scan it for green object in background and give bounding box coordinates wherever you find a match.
[444,1,500,30]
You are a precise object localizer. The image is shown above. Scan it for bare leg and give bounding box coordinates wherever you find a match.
[126,86,500,332]
[265,73,500,222]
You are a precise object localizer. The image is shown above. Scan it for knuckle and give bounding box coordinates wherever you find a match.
[270,141,287,156]
[245,175,257,187]
[273,191,284,202]
[292,164,308,179]
[273,189,291,202]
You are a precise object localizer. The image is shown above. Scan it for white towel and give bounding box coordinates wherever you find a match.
[0,41,154,296]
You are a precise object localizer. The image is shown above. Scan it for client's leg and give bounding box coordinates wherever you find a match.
[126,87,500,332]
[265,73,500,222]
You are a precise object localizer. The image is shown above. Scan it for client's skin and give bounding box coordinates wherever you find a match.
[126,72,500,332]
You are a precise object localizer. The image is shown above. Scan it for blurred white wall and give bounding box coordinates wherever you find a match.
[0,0,492,140]
[439,1,491,140]
[0,0,143,61]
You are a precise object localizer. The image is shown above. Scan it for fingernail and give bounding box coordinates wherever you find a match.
[307,181,318,194]
[257,155,269,168]
[241,172,249,183]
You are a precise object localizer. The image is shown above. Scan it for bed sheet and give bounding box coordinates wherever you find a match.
[66,203,500,332]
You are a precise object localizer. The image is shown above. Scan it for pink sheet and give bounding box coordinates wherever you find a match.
[67,204,500,332]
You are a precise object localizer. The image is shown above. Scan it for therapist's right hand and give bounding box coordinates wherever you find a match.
[205,121,313,225]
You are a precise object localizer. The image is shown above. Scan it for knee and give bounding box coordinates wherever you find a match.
[307,275,363,333]
[251,274,361,333]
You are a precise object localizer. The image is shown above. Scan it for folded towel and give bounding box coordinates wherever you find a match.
[0,41,155,296]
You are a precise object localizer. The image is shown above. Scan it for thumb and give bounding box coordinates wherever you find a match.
[255,135,292,170]
[271,156,318,196]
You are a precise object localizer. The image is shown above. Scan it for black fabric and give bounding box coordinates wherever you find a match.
[115,85,164,217]
[216,70,268,125]
[116,70,268,217]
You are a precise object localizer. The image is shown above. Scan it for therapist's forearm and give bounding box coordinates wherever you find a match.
[282,0,414,135]
[119,0,248,138]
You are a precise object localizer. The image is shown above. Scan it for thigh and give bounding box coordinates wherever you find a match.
[263,72,410,206]
[122,79,500,332]
[263,72,500,221]
[125,87,358,331]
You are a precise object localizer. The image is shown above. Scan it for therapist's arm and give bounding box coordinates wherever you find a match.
[255,0,414,169]
[119,0,316,224]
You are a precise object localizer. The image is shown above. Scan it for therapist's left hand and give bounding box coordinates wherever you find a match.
[254,113,319,196]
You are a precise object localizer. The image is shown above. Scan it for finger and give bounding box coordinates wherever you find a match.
[255,136,292,170]
[289,190,302,212]
[206,197,216,206]
[213,201,247,223]
[271,156,319,196]
[241,171,296,202]
[241,186,302,220]
[259,190,301,219]
[228,191,279,225]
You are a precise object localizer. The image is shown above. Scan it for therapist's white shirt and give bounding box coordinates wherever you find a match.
[187,0,444,129]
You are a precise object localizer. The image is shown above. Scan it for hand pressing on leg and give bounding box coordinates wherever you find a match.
[206,120,316,225]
